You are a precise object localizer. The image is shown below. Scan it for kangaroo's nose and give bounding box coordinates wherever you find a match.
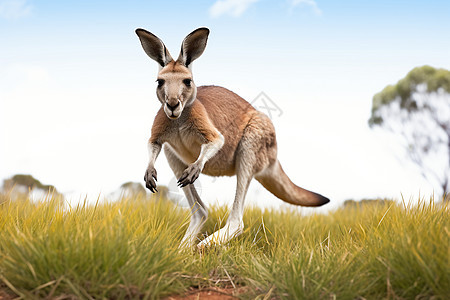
[166,101,180,111]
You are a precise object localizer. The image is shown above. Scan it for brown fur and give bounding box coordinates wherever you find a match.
[150,85,255,175]
[160,60,189,75]
[256,161,329,207]
[149,84,329,206]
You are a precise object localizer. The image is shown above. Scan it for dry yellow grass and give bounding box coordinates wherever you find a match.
[0,192,448,299]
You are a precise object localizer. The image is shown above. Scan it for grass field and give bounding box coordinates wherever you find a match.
[0,192,448,299]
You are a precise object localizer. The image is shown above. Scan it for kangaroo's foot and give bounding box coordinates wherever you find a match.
[179,206,208,248]
[197,221,244,248]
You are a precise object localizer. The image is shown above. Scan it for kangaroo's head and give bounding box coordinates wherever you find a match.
[136,27,209,120]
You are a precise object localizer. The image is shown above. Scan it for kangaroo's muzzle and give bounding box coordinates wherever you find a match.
[164,99,182,119]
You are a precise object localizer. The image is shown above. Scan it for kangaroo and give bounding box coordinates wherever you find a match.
[135,27,330,247]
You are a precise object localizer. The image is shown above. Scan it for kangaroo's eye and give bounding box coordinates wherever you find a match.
[183,79,192,87]
[156,79,165,88]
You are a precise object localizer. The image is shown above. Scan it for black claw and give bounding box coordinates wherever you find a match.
[146,179,157,193]
[177,174,187,183]
[178,179,189,188]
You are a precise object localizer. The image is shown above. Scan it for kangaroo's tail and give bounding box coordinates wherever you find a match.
[256,160,329,207]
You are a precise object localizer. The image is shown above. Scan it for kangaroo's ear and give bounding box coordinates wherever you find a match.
[135,28,173,67]
[177,27,209,67]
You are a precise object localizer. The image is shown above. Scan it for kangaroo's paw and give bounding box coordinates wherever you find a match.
[144,166,158,193]
[177,163,201,187]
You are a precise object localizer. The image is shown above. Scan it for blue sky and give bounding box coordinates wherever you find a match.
[1,0,450,209]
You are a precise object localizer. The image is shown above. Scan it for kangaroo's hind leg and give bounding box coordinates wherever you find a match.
[197,158,253,248]
[164,145,208,247]
[198,112,276,248]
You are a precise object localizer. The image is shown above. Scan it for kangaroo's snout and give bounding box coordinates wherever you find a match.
[166,100,180,112]
[164,99,183,119]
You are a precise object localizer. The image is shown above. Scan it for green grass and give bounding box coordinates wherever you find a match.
[0,193,448,299]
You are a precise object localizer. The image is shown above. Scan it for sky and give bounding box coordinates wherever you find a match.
[1,0,450,211]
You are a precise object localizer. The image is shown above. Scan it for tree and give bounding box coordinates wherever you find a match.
[369,65,450,200]
[2,174,58,193]
[120,181,147,197]
[118,181,170,200]
[342,198,394,210]
[1,174,64,204]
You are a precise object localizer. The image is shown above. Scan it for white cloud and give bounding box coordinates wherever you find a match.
[209,0,260,18]
[0,0,32,19]
[290,0,322,15]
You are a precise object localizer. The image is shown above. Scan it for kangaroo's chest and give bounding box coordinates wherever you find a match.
[165,126,203,164]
